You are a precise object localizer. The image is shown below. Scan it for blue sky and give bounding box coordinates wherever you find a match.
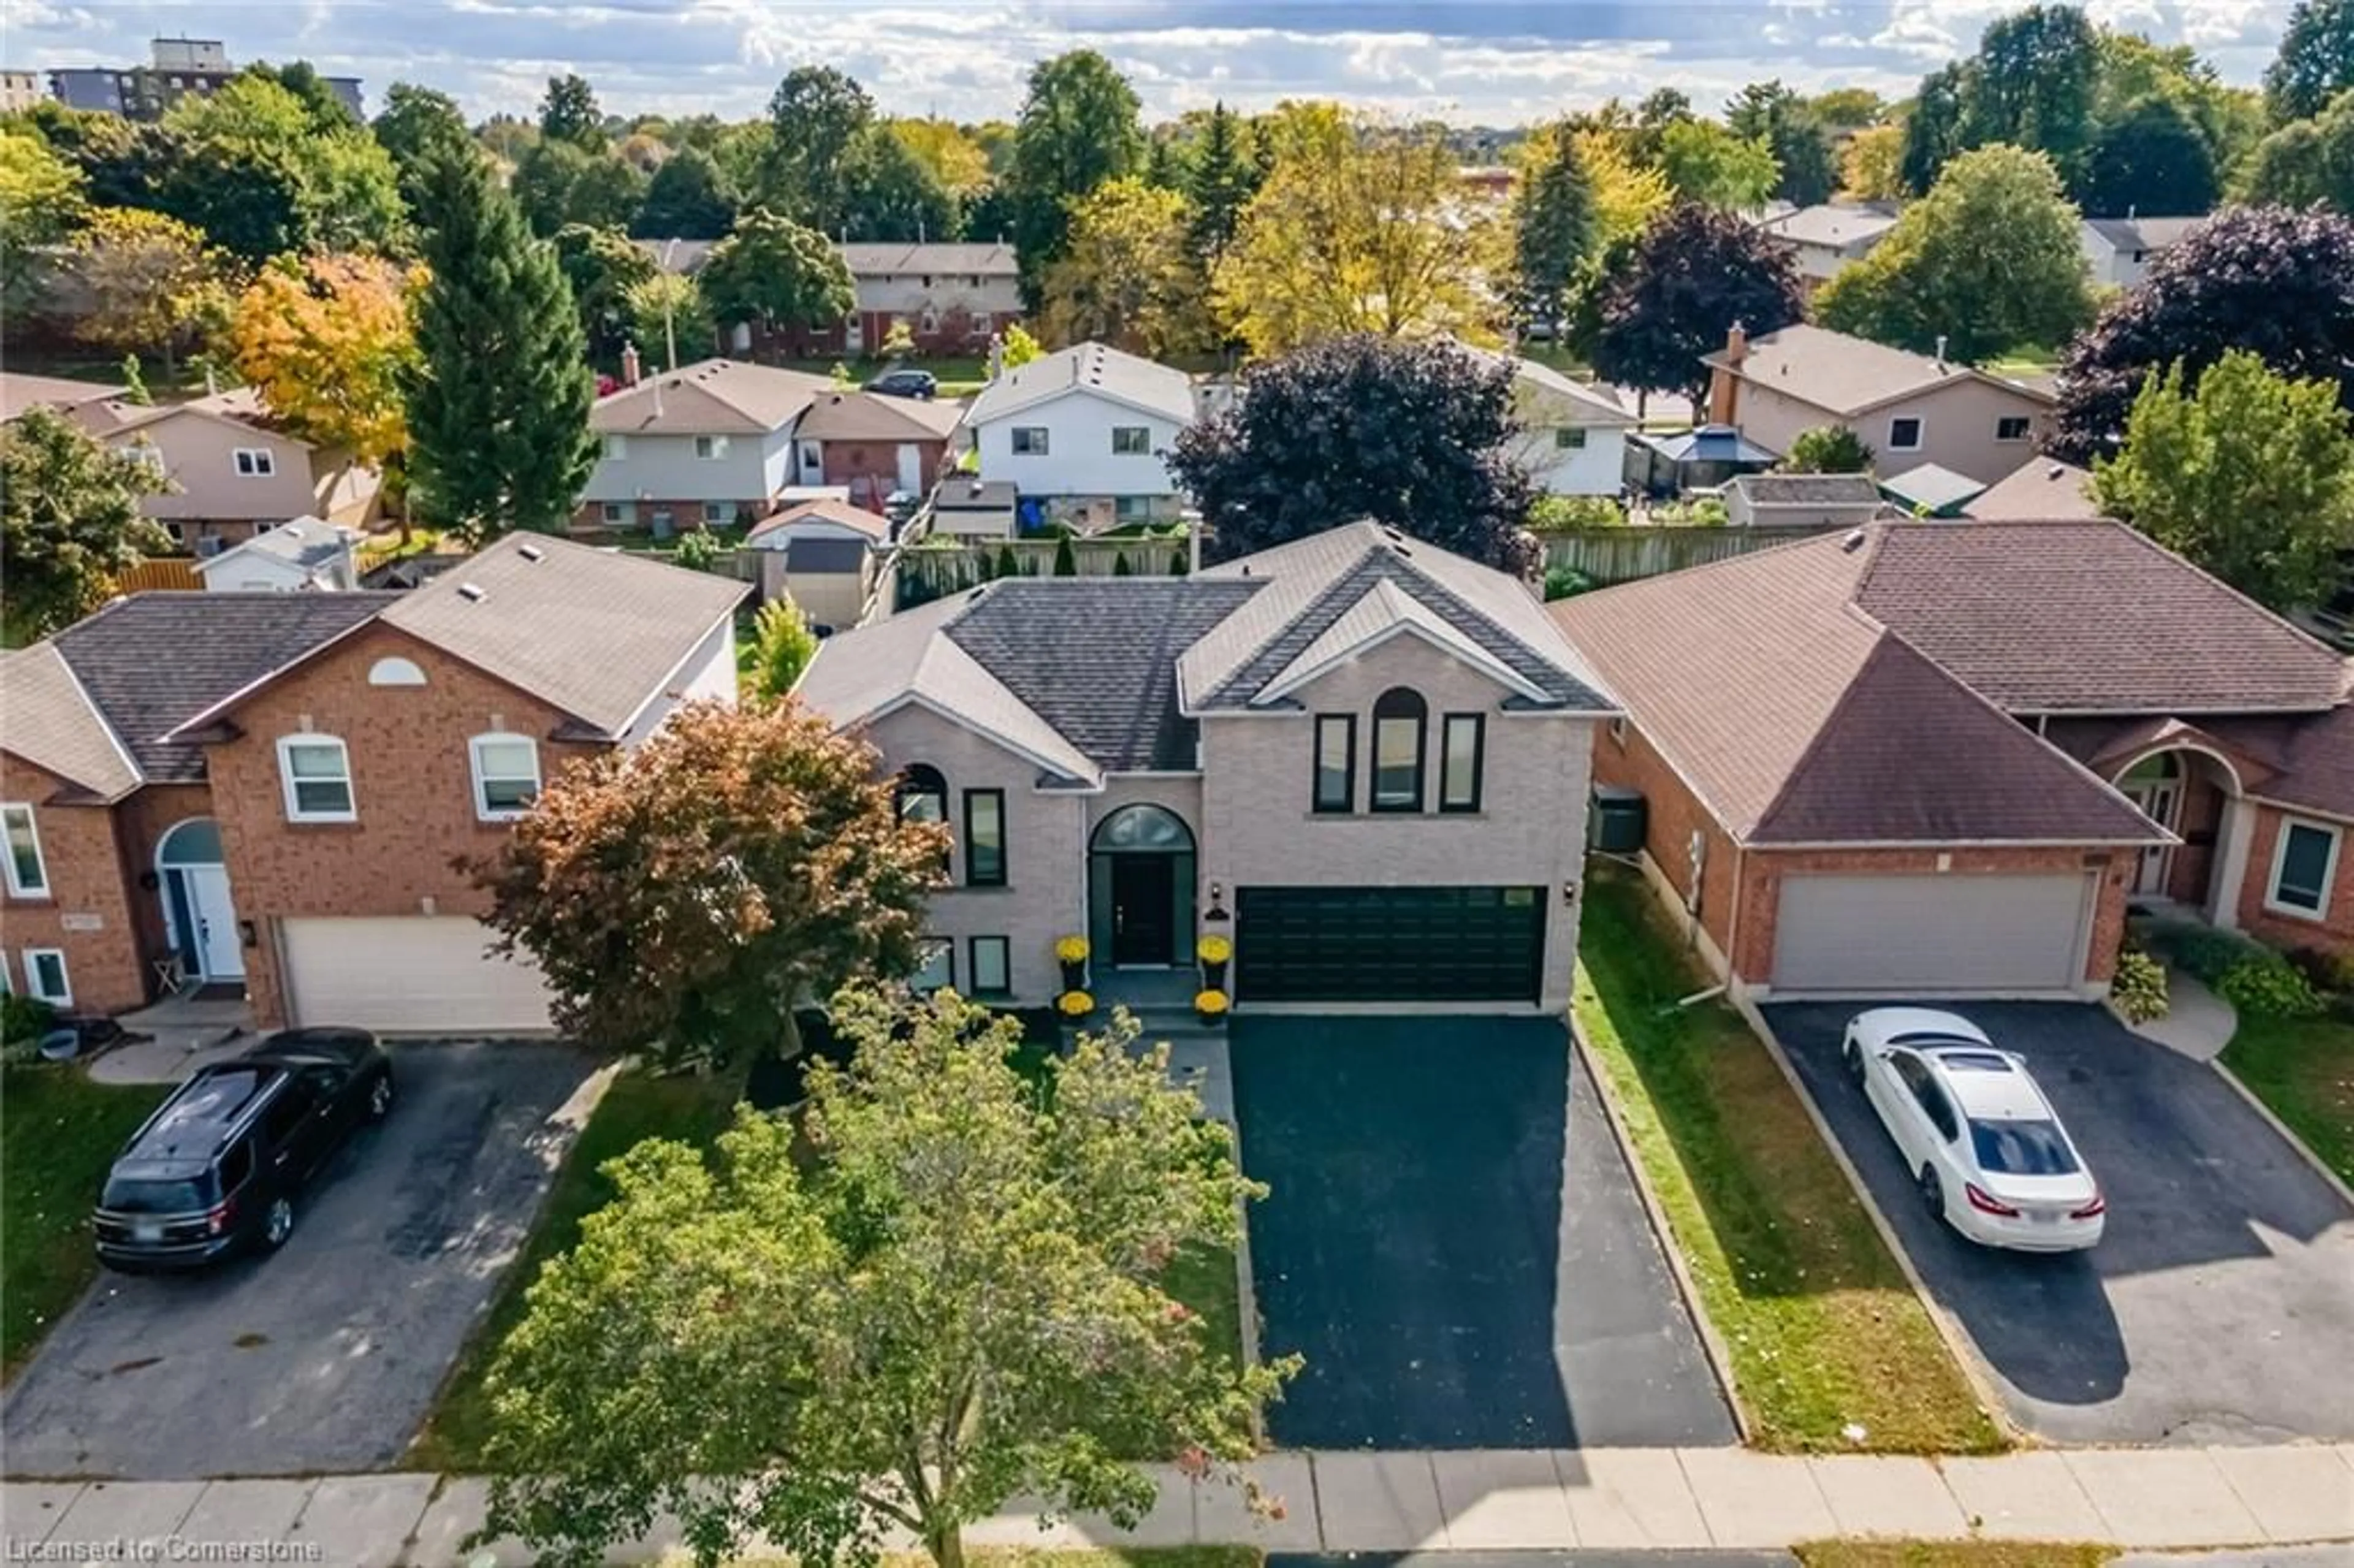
[3,1,2294,124]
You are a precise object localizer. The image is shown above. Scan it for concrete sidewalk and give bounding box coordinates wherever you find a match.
[6,1444,2351,1564]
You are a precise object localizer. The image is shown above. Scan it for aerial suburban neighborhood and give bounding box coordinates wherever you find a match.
[2,2,2352,1565]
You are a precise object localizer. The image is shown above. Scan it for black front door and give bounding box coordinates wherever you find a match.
[1110,854,1177,965]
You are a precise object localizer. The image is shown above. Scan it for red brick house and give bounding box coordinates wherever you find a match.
[640,239,1024,360]
[1551,520,2352,1000]
[790,389,962,512]
[1,537,747,1032]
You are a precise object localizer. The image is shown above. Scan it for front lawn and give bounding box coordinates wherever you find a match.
[2222,1012,2354,1187]
[408,1064,745,1471]
[2,1067,170,1379]
[1572,870,2003,1453]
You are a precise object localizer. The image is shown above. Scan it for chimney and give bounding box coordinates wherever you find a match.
[620,342,642,387]
[1934,333,1949,373]
[1705,321,1746,427]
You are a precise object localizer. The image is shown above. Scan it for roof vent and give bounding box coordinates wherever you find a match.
[1840,529,1867,554]
[2046,463,2066,480]
[457,582,487,602]
[1390,539,1414,557]
[1380,525,1406,541]
[517,543,545,562]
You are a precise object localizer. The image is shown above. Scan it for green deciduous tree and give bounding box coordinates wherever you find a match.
[0,129,86,318]
[2051,205,2354,460]
[623,270,713,371]
[472,700,945,1065]
[2091,351,2354,611]
[372,82,474,215]
[1965,3,2103,181]
[1040,177,1202,356]
[1781,425,1876,474]
[1727,81,1838,205]
[404,150,598,541]
[2078,94,2219,217]
[514,139,647,238]
[67,207,231,378]
[2241,89,2354,211]
[1656,120,1781,210]
[1,407,173,645]
[759,66,874,233]
[478,986,1291,1568]
[699,207,855,331]
[2268,0,2354,123]
[747,595,819,701]
[1900,62,1974,195]
[552,224,658,360]
[1010,50,1147,305]
[539,73,607,151]
[840,126,956,243]
[1818,144,2093,363]
[1510,121,1599,333]
[1170,333,1537,573]
[162,74,405,258]
[1587,200,1805,406]
[632,144,738,239]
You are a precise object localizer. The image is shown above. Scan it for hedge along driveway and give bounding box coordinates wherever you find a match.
[1571,871,2002,1453]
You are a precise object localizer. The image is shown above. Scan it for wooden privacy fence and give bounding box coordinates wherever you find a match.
[1539,523,1845,584]
[118,558,204,593]
[897,537,1192,601]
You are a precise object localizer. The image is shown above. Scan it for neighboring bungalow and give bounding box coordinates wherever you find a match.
[1724,473,1887,528]
[791,389,963,514]
[73,387,381,553]
[1878,462,1986,519]
[0,537,748,1029]
[1622,425,1777,497]
[191,517,358,592]
[1704,323,2057,487]
[2080,215,2206,289]
[1486,352,1639,495]
[1552,520,2353,1003]
[929,478,1020,540]
[639,238,1025,359]
[1758,201,1901,291]
[744,498,891,631]
[961,342,1195,531]
[796,520,1617,1009]
[0,370,123,422]
[1967,459,2104,521]
[579,358,837,533]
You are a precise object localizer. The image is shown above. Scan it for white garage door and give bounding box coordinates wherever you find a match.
[1772,873,2095,995]
[281,917,555,1033]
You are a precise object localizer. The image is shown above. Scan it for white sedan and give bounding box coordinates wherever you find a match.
[1842,1008,2106,1253]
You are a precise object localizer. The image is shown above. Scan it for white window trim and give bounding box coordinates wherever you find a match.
[276,735,357,823]
[233,447,276,477]
[469,733,543,822]
[1011,427,1049,455]
[1111,426,1151,455]
[702,501,730,524]
[2264,816,2342,921]
[1886,417,1925,452]
[693,435,730,460]
[3,803,50,898]
[0,951,12,993]
[22,946,70,1007]
[1994,416,2032,443]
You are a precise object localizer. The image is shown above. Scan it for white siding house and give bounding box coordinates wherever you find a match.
[1495,356,1639,496]
[579,360,836,532]
[962,343,1195,531]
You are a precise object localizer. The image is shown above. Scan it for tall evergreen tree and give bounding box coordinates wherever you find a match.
[539,73,606,151]
[405,151,598,542]
[1902,63,1974,196]
[1182,101,1257,273]
[1510,124,1599,332]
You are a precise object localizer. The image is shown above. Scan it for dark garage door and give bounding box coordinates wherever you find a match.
[1235,885,1545,1002]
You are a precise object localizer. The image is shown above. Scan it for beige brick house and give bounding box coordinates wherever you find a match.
[1552,520,2354,1000]
[795,522,1619,1010]
[1,537,745,1030]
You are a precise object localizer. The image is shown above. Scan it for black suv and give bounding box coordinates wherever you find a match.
[94,1029,394,1272]
[866,368,937,400]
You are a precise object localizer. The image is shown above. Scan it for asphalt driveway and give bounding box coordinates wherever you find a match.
[1766,1001,2354,1445]
[1231,1014,1734,1450]
[2,1040,596,1479]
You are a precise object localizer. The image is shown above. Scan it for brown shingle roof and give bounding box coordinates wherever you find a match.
[745,498,889,545]
[1965,460,2105,522]
[1856,522,2345,713]
[794,390,964,443]
[590,360,836,435]
[1704,324,2055,418]
[0,643,141,801]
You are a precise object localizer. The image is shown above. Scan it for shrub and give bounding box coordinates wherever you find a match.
[2287,946,2354,996]
[1528,493,1626,531]
[1653,496,1729,527]
[1051,535,1078,576]
[2144,921,2264,984]
[994,542,1019,579]
[1781,424,1874,474]
[2,992,56,1048]
[1167,547,1188,576]
[2214,951,2328,1018]
[2110,946,2169,1024]
[747,595,818,702]
[672,528,725,572]
[1543,565,1596,601]
[1111,550,1133,576]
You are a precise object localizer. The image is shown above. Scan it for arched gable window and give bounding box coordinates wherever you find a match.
[897,764,948,824]
[1370,688,1427,813]
[368,657,427,687]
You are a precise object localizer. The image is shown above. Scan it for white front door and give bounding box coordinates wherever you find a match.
[185,865,244,980]
[896,443,923,494]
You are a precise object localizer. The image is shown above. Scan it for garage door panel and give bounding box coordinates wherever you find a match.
[1237,886,1544,1003]
[1772,873,2092,994]
[282,917,555,1033]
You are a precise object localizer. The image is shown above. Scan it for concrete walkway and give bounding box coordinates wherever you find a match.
[9,1445,2350,1563]
[2130,967,2238,1063]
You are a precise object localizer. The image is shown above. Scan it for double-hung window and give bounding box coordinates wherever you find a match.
[470,734,541,820]
[278,736,356,821]
[1553,427,1588,450]
[2,804,48,897]
[1887,416,1924,451]
[1111,426,1151,455]
[693,435,729,460]
[964,789,1006,886]
[21,948,69,1006]
[1370,688,1427,813]
[233,447,275,477]
[1011,427,1049,455]
[2267,818,2342,920]
[1312,715,1355,813]
[969,936,1011,996]
[1439,714,1485,813]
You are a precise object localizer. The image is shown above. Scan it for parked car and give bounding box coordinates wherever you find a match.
[866,368,937,400]
[883,489,922,527]
[94,1029,395,1272]
[1843,1007,2105,1253]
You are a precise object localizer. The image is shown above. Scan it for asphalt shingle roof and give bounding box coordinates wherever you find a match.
[964,341,1195,427]
[0,643,141,801]
[51,593,395,782]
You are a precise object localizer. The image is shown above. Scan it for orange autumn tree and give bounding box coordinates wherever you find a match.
[226,253,423,471]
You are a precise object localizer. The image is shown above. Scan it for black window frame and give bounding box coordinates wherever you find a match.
[1994,415,2032,443]
[1369,688,1428,814]
[1312,714,1356,814]
[969,935,1012,997]
[1887,415,1924,451]
[963,788,1007,887]
[1011,427,1049,455]
[1439,712,1485,813]
[897,764,948,824]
